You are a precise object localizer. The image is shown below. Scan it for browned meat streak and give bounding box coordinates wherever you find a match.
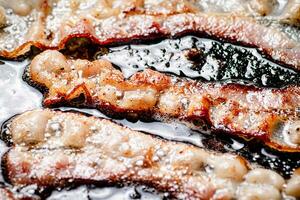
[28,50,300,152]
[0,0,300,70]
[3,109,300,199]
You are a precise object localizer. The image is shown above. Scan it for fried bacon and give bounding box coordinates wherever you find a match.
[0,187,38,200]
[0,188,14,200]
[4,109,300,199]
[0,0,300,70]
[27,50,300,152]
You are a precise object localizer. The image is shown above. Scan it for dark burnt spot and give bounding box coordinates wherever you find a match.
[129,187,142,199]
[69,93,87,105]
[22,64,49,95]
[0,115,17,146]
[1,152,11,185]
[185,48,204,63]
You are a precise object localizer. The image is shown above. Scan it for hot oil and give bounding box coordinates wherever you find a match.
[100,35,300,88]
[0,36,300,199]
[47,185,164,200]
[0,60,42,125]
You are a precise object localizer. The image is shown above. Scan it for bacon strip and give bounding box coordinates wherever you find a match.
[4,109,298,199]
[0,188,14,200]
[0,0,300,70]
[0,187,38,200]
[27,50,300,152]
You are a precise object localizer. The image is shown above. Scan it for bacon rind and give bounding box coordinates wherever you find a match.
[0,0,300,70]
[27,50,300,152]
[3,109,293,199]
